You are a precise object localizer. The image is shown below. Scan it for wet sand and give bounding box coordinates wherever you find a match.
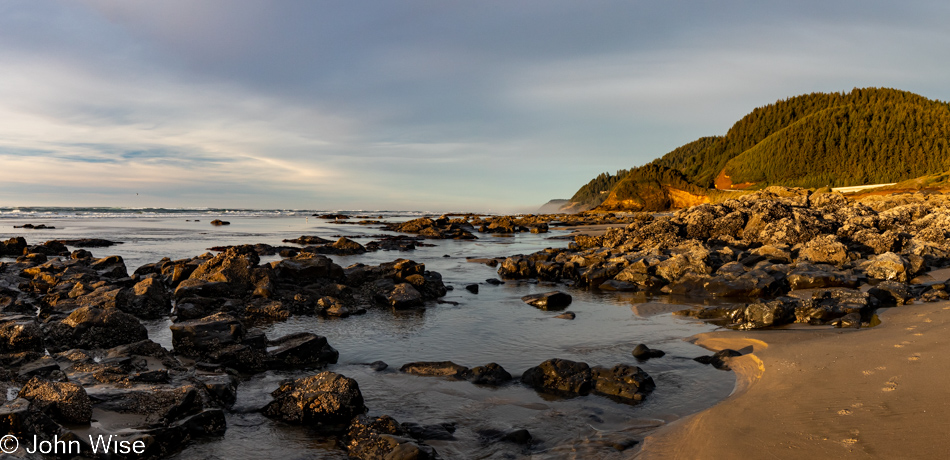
[637,300,950,459]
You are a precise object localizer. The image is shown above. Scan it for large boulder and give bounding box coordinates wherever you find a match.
[262,372,366,431]
[45,306,148,351]
[273,253,345,283]
[18,377,92,424]
[170,313,245,357]
[127,276,172,319]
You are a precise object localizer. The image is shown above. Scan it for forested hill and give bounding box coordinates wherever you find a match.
[559,88,950,211]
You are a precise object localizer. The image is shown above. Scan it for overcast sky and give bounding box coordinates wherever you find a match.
[1,1,948,212]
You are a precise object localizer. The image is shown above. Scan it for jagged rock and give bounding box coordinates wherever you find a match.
[831,312,863,328]
[0,318,44,353]
[263,372,366,431]
[45,306,148,351]
[737,297,798,329]
[127,276,171,318]
[798,234,850,266]
[786,262,858,290]
[273,253,345,283]
[345,415,441,460]
[868,280,914,306]
[521,358,592,396]
[866,252,909,282]
[379,283,424,309]
[464,284,479,294]
[521,291,572,310]
[170,313,245,357]
[18,377,92,424]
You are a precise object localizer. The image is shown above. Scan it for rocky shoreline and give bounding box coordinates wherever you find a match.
[3,187,947,458]
[0,230,655,458]
[497,187,950,330]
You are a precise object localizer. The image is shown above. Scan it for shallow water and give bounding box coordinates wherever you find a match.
[0,211,736,459]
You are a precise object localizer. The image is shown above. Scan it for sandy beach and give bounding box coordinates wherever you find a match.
[637,299,950,459]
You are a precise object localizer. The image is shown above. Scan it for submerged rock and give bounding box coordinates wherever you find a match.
[521,291,573,310]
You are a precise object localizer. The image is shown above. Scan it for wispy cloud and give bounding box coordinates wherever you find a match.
[0,1,948,211]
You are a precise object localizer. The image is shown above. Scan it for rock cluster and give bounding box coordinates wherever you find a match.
[0,239,450,458]
[520,358,655,404]
[498,188,950,329]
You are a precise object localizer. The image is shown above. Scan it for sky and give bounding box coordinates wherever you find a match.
[1,1,948,212]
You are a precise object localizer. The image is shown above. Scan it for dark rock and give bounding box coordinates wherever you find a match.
[464,284,479,294]
[500,429,533,445]
[787,263,859,290]
[485,278,504,285]
[738,297,798,329]
[274,253,345,283]
[381,283,424,309]
[45,306,148,351]
[631,344,665,360]
[400,361,470,379]
[521,358,592,396]
[170,312,245,357]
[266,332,339,369]
[127,276,171,318]
[369,361,389,371]
[598,279,639,291]
[521,291,572,310]
[345,415,441,460]
[18,376,92,424]
[283,235,333,245]
[832,312,862,328]
[868,280,914,306]
[465,363,513,386]
[52,238,121,248]
[263,371,366,431]
[591,364,655,403]
[402,421,456,441]
[554,312,576,320]
[210,219,230,226]
[0,319,44,353]
[694,349,742,370]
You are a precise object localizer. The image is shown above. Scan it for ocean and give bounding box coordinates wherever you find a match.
[0,207,735,459]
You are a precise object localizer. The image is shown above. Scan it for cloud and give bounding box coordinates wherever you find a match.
[0,1,948,211]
